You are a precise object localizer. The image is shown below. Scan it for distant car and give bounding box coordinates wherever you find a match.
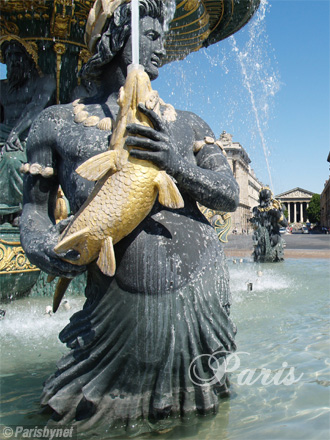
[279,227,286,234]
[301,226,309,234]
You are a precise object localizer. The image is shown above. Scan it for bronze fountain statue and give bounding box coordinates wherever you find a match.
[0,35,56,299]
[0,36,56,223]
[250,187,288,262]
[18,0,260,435]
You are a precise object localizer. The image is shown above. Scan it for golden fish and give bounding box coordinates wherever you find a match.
[52,66,184,312]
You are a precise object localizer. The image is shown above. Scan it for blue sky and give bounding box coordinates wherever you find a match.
[1,0,329,195]
[154,0,330,195]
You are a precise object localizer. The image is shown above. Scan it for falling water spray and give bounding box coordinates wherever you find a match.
[229,0,279,192]
[131,0,139,66]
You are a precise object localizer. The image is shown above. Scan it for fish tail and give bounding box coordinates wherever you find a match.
[47,274,56,283]
[53,277,72,313]
[155,171,184,209]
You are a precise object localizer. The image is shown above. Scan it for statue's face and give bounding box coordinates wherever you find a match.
[122,16,165,80]
[4,43,28,80]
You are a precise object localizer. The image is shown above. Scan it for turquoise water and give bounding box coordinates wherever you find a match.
[0,258,329,439]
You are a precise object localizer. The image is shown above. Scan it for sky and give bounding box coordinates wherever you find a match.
[153,0,330,195]
[1,0,329,195]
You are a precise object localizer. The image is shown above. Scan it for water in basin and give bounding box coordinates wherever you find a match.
[1,258,328,439]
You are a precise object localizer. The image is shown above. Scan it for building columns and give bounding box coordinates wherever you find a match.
[288,202,291,222]
[287,201,310,223]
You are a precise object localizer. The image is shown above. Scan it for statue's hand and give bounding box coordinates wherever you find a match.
[5,131,24,152]
[126,104,183,175]
[27,216,87,278]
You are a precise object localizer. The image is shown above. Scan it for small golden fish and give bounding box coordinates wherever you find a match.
[52,66,184,312]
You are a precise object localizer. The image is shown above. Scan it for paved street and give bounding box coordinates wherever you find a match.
[223,232,330,259]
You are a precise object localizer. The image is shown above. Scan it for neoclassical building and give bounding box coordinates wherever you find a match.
[275,188,315,224]
[320,152,330,228]
[321,179,330,227]
[217,132,264,233]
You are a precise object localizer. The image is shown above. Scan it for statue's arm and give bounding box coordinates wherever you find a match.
[278,209,288,227]
[250,207,259,224]
[127,107,239,212]
[20,113,85,278]
[177,113,239,211]
[7,75,56,146]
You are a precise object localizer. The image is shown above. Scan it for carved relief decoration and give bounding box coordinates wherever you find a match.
[0,239,40,274]
[198,204,232,243]
[277,188,315,200]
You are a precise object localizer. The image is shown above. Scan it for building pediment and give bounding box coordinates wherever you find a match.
[276,187,315,200]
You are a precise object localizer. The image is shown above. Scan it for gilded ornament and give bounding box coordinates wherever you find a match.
[20,163,30,174]
[41,167,55,178]
[184,0,199,12]
[215,140,227,156]
[74,110,89,123]
[97,117,113,131]
[21,163,54,177]
[204,136,215,144]
[193,140,205,153]
[83,115,100,127]
[29,163,43,175]
[162,104,177,122]
[198,204,232,243]
[72,103,114,130]
[54,187,68,223]
[0,20,19,36]
[53,42,66,55]
[145,90,159,110]
[73,104,86,114]
[0,239,39,274]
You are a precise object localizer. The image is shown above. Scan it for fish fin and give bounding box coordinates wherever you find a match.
[75,151,119,181]
[155,171,184,209]
[97,236,116,277]
[53,277,72,313]
[54,226,90,254]
[47,275,56,283]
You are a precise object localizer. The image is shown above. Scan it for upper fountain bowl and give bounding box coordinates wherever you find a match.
[85,0,260,64]
[164,0,261,64]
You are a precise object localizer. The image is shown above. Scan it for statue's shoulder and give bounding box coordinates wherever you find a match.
[27,103,76,159]
[39,102,74,121]
[30,103,75,137]
[175,109,215,140]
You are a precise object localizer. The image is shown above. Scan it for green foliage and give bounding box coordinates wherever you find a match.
[283,208,288,220]
[307,194,321,223]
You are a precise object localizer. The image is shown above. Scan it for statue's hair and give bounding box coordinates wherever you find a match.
[81,0,165,82]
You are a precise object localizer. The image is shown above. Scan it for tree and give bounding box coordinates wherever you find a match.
[307,194,321,223]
